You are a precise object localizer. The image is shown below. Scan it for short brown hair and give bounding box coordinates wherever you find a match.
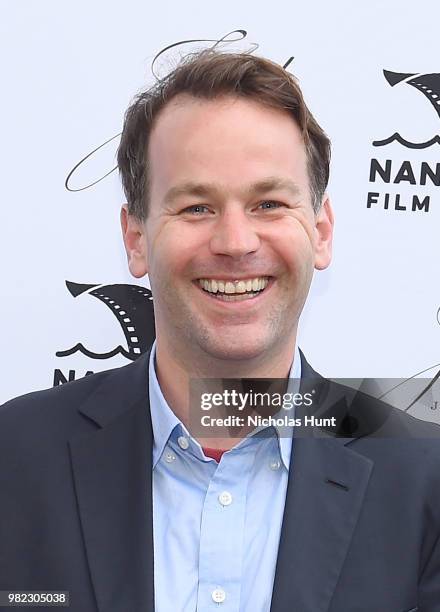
[117,50,331,219]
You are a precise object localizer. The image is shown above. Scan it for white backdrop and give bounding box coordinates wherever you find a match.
[1,0,439,408]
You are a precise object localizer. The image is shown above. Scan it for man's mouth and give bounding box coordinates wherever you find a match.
[197,276,271,301]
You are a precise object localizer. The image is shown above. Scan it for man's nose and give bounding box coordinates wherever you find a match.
[209,207,261,258]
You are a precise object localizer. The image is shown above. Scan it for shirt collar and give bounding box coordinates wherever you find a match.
[149,340,301,470]
[277,349,301,469]
[148,343,183,468]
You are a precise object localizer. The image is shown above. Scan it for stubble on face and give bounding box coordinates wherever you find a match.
[151,268,307,365]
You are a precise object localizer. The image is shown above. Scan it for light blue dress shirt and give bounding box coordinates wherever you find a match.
[149,341,301,612]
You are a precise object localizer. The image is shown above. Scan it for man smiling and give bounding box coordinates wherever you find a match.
[119,72,333,452]
[1,50,440,612]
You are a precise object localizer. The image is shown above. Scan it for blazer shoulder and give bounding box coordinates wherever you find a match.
[1,365,113,419]
[300,352,440,441]
[0,354,149,439]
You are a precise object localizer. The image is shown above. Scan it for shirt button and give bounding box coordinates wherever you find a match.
[164,451,176,463]
[211,588,226,603]
[270,459,281,471]
[218,491,233,506]
[177,436,189,450]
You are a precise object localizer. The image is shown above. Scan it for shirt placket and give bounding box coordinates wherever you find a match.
[196,444,256,611]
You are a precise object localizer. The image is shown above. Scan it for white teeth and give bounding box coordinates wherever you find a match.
[198,277,269,295]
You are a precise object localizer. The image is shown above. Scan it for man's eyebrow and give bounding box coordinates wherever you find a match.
[246,177,302,198]
[163,182,221,205]
[163,177,302,205]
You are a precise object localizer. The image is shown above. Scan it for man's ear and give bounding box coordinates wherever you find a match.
[314,196,334,271]
[120,204,149,278]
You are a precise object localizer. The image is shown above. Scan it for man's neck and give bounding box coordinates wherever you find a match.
[154,337,297,451]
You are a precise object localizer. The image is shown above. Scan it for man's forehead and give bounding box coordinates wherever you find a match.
[151,92,303,138]
[149,98,306,171]
[147,94,309,206]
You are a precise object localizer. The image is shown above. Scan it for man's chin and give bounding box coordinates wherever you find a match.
[198,335,272,363]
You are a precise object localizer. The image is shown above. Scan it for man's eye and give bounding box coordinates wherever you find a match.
[182,205,210,215]
[259,200,284,210]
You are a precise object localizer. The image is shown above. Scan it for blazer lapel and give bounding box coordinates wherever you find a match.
[69,352,155,612]
[270,354,374,612]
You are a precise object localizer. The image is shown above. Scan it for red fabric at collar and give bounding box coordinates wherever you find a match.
[202,447,226,463]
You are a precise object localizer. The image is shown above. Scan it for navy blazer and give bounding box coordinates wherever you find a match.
[1,350,440,611]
